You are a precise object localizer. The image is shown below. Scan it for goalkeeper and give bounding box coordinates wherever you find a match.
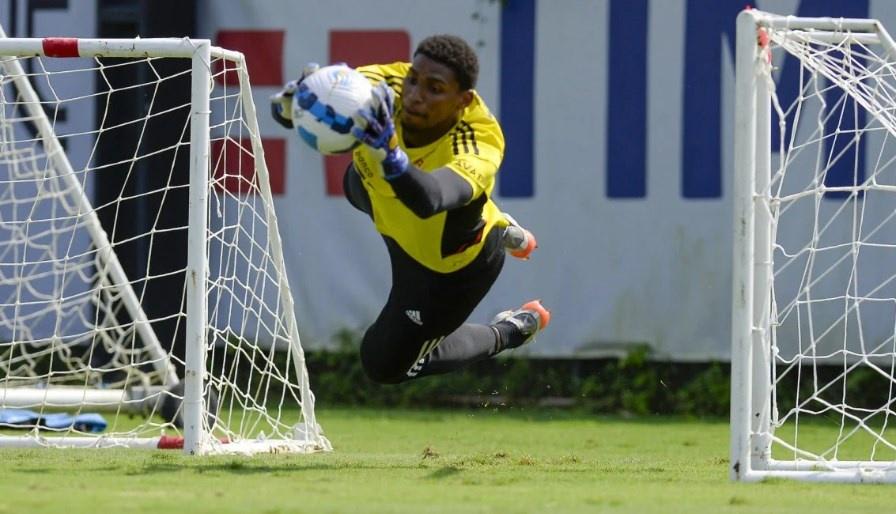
[272,35,550,383]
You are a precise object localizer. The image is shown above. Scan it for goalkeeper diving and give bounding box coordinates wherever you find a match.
[271,34,550,383]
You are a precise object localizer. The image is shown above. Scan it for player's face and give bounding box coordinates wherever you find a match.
[400,54,473,145]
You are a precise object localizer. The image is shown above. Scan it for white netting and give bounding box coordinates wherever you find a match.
[758,23,896,474]
[0,45,328,453]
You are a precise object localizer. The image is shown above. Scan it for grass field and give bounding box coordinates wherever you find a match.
[1,407,894,513]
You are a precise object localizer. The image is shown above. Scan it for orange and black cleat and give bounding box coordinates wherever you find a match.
[491,299,551,348]
[501,213,537,260]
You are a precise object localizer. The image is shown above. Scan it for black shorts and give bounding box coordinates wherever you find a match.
[359,226,505,383]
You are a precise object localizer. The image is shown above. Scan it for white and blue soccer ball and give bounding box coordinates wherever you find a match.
[292,64,373,155]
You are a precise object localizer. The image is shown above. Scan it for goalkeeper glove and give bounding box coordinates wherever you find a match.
[270,62,320,129]
[352,82,409,180]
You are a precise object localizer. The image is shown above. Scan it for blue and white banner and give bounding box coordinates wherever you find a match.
[9,0,896,360]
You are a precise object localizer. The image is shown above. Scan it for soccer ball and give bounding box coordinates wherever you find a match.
[292,64,374,155]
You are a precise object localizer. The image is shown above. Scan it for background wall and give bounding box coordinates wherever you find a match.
[4,0,895,360]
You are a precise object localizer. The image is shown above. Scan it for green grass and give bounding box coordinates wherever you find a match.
[0,408,894,513]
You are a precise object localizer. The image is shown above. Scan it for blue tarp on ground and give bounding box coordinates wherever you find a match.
[0,408,107,433]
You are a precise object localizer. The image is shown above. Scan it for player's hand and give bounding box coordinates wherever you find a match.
[352,82,409,180]
[270,62,320,129]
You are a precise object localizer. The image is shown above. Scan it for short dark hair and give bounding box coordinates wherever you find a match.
[414,34,479,91]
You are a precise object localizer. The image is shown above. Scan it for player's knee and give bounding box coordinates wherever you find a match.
[360,332,409,384]
[360,353,407,384]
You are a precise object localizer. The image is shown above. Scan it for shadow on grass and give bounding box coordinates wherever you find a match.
[425,466,462,479]
[62,459,430,476]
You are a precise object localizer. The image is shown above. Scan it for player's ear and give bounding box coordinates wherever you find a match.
[458,90,473,110]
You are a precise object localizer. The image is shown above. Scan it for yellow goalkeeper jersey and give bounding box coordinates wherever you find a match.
[352,62,506,274]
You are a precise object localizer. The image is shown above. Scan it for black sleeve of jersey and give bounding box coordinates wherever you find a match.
[388,166,474,218]
[343,163,372,217]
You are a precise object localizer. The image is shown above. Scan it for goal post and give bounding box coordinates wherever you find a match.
[733,8,896,482]
[0,34,330,454]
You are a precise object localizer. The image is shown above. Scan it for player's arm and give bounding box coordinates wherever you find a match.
[387,166,473,218]
[353,82,490,218]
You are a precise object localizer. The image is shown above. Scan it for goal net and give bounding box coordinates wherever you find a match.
[0,34,330,454]
[732,9,896,481]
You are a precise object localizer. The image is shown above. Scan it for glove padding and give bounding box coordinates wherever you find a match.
[270,63,320,129]
[352,82,409,180]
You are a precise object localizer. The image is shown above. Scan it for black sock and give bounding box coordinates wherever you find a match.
[492,321,526,352]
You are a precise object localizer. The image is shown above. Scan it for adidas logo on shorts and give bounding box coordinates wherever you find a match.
[405,309,422,326]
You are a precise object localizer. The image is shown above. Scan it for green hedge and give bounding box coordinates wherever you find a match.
[305,331,732,417]
[306,331,896,417]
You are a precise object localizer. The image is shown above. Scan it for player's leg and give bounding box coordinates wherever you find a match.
[359,228,550,383]
[414,226,551,376]
[404,237,506,378]
[358,286,433,384]
[359,229,504,383]
[415,300,551,377]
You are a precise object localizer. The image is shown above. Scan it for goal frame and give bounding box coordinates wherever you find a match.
[0,34,326,455]
[732,8,896,482]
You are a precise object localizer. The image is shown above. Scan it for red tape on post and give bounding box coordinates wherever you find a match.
[157,435,184,449]
[42,38,79,58]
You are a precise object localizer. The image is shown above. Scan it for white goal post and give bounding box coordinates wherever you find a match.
[0,32,330,454]
[733,9,896,481]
